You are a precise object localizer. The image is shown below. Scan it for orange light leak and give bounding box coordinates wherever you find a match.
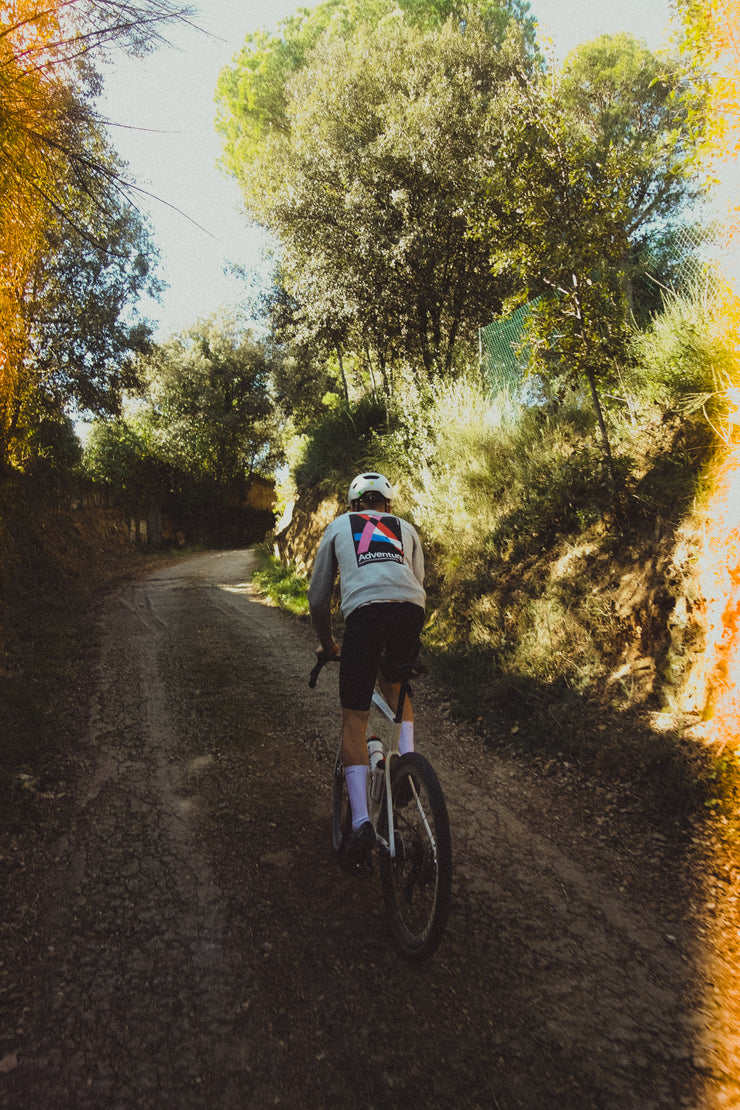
[4,2,62,56]
[684,289,740,755]
[676,0,740,760]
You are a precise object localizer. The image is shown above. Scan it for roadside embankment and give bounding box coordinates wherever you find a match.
[0,477,148,824]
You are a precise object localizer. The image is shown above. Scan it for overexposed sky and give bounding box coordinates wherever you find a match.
[100,0,677,338]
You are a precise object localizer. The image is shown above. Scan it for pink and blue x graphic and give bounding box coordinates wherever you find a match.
[351,513,404,561]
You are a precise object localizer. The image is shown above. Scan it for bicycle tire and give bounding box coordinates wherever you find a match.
[331,754,352,854]
[378,753,452,961]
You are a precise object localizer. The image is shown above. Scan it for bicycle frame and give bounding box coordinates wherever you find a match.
[367,679,418,861]
[311,655,421,861]
[369,686,400,858]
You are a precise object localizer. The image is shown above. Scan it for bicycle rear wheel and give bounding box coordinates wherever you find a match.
[379,753,452,961]
[331,754,351,854]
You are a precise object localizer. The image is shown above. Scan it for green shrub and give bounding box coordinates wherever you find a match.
[629,276,736,422]
[395,379,607,569]
[294,397,396,493]
[252,547,309,616]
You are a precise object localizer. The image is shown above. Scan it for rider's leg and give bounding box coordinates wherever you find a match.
[341,707,371,765]
[342,708,371,830]
[377,675,414,753]
[377,602,424,755]
[398,720,414,755]
[339,607,381,834]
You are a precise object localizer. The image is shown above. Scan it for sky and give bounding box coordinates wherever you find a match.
[99,0,680,340]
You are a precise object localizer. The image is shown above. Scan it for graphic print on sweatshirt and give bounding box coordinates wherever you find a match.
[350,513,404,567]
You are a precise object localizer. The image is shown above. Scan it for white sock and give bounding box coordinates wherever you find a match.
[399,721,414,755]
[345,765,370,830]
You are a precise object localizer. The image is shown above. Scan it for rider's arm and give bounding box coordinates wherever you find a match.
[307,527,339,654]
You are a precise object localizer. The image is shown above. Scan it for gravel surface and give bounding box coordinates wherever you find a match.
[2,549,739,1108]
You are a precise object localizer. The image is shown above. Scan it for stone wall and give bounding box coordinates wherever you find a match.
[273,488,342,577]
[243,476,277,513]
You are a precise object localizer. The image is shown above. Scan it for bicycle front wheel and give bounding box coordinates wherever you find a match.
[379,753,452,961]
[331,754,351,854]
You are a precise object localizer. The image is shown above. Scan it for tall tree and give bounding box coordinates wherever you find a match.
[216,0,536,171]
[472,34,701,476]
[672,0,740,164]
[139,313,279,484]
[24,170,161,418]
[0,0,191,471]
[7,181,162,473]
[217,4,537,392]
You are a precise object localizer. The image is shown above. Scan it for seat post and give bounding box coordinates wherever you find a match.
[394,679,410,725]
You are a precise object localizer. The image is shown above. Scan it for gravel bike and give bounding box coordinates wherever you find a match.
[309,654,452,961]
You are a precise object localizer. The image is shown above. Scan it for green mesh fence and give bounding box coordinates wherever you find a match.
[478,299,539,395]
[671,219,723,288]
[479,224,723,395]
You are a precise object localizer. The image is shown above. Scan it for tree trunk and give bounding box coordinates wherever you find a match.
[584,365,618,489]
[572,281,619,492]
[335,346,349,403]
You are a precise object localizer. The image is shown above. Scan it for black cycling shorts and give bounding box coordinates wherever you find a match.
[339,602,425,711]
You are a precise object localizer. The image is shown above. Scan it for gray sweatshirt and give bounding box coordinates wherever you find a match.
[308,510,426,623]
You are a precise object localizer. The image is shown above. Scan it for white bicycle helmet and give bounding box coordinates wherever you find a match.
[348,471,394,507]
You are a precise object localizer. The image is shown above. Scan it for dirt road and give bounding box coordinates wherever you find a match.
[2,550,738,1108]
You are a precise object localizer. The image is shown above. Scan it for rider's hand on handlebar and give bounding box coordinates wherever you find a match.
[309,642,340,687]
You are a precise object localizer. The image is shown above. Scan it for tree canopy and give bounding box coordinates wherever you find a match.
[468,33,701,473]
[216,1,702,470]
[216,0,537,174]
[216,1,539,394]
[670,0,740,258]
[672,0,740,166]
[137,313,279,484]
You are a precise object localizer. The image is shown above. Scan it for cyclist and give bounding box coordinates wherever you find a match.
[308,472,426,872]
